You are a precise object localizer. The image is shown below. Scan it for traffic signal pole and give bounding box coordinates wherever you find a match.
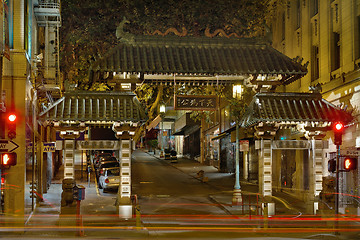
[335,144,340,218]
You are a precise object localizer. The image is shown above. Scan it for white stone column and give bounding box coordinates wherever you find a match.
[259,139,275,215]
[119,139,131,202]
[260,139,272,196]
[63,140,75,179]
[311,139,325,214]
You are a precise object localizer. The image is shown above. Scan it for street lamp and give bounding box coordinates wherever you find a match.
[232,84,243,205]
[160,103,166,158]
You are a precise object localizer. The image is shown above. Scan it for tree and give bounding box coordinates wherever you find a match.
[60,0,279,91]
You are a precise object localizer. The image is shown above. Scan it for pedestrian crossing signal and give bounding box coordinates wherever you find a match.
[1,152,17,167]
[343,157,357,171]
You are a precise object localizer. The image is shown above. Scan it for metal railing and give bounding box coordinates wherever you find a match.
[37,0,60,9]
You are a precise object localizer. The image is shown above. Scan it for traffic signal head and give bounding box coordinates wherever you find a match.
[328,158,336,173]
[0,152,17,166]
[7,113,17,139]
[343,156,357,171]
[333,121,344,145]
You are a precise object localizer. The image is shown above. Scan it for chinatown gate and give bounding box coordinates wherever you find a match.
[39,91,147,207]
[39,22,353,214]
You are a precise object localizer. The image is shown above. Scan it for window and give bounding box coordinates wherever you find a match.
[296,0,301,28]
[331,32,341,71]
[311,0,319,17]
[355,16,360,60]
[311,46,320,80]
[281,12,286,40]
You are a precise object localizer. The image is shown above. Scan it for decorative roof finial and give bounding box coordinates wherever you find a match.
[116,17,134,42]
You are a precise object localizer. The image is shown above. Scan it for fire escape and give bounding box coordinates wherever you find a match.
[33,0,61,105]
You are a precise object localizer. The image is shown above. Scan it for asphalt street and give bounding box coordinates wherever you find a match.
[1,149,359,239]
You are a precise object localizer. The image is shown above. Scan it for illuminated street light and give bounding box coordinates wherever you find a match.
[232,85,244,99]
[160,104,166,114]
[160,103,166,158]
[232,84,243,204]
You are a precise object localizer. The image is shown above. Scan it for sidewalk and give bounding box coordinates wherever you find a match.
[147,150,308,216]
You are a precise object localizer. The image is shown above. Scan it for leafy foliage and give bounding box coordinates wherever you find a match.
[60,0,276,90]
[60,0,275,126]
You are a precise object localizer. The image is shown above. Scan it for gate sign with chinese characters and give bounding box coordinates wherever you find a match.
[175,95,217,111]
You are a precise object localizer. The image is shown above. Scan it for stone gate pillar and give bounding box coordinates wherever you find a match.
[310,139,326,214]
[258,139,275,215]
[63,139,75,179]
[119,139,132,203]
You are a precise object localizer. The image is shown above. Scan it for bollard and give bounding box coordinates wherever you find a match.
[76,200,85,237]
[87,165,91,187]
[263,202,268,229]
[135,205,141,230]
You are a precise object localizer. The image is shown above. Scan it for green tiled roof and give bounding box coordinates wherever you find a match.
[90,35,307,84]
[39,91,147,124]
[240,92,353,128]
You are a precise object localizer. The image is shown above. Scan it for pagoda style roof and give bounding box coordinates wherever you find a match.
[240,92,353,128]
[39,91,147,124]
[89,34,307,86]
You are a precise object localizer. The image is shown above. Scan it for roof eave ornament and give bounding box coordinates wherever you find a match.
[116,16,135,43]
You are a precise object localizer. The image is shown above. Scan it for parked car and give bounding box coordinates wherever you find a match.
[94,155,118,169]
[97,159,120,177]
[98,167,120,192]
[93,152,112,166]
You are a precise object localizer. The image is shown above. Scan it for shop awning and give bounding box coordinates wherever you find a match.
[39,91,147,124]
[240,92,354,128]
[90,34,307,86]
[211,132,228,141]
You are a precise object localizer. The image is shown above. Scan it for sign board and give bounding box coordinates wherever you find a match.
[340,149,360,156]
[42,142,56,152]
[174,95,217,111]
[0,139,19,152]
[272,140,311,149]
[77,140,121,150]
[240,140,249,152]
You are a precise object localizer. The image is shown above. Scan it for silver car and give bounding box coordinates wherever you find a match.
[98,167,120,192]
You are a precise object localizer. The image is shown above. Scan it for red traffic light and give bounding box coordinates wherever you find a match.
[8,113,16,122]
[343,157,357,171]
[1,153,17,166]
[6,113,17,139]
[334,122,344,131]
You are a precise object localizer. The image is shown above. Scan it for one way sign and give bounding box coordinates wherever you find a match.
[0,139,19,152]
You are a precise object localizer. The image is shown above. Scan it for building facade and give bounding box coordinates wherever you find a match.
[270,0,360,213]
[0,0,61,220]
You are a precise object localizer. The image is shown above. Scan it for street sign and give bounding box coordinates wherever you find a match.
[240,140,249,152]
[0,140,19,152]
[340,149,360,156]
[42,142,56,152]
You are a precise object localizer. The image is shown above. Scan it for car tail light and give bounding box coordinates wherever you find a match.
[105,178,109,183]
